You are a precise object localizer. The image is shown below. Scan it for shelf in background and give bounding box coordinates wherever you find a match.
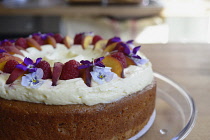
[0,0,163,18]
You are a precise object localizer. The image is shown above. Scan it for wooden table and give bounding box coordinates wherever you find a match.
[141,43,210,140]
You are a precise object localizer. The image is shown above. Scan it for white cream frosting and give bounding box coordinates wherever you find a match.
[0,44,154,106]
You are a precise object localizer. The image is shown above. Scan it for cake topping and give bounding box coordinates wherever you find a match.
[3,60,19,74]
[36,60,52,79]
[0,49,6,53]
[16,57,42,73]
[78,57,105,69]
[90,66,116,85]
[60,60,80,80]
[110,52,127,68]
[0,39,15,47]
[0,32,154,105]
[21,68,44,89]
[15,38,29,49]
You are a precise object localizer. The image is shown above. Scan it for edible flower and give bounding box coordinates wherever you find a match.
[106,37,121,46]
[90,66,116,84]
[78,57,105,69]
[21,68,44,89]
[16,57,42,73]
[31,32,54,40]
[0,49,6,53]
[0,39,15,46]
[120,42,148,65]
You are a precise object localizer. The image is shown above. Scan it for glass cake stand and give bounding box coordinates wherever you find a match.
[130,72,197,140]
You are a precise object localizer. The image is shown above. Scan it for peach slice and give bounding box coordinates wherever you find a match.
[63,36,72,49]
[102,55,124,78]
[26,38,42,51]
[81,36,93,49]
[103,42,118,53]
[125,56,136,67]
[93,39,108,50]
[52,62,63,86]
[6,63,26,84]
[4,46,23,56]
[0,55,22,71]
[46,36,56,48]
[92,35,103,45]
[80,67,92,87]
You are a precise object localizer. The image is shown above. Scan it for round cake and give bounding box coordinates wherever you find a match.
[0,32,156,140]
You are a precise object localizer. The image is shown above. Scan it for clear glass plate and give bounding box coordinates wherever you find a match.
[137,72,197,140]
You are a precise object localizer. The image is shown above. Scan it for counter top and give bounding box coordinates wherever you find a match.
[142,43,210,139]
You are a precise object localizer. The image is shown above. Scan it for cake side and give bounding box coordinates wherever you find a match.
[0,81,156,140]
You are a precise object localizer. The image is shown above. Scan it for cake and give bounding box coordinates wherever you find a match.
[0,32,156,140]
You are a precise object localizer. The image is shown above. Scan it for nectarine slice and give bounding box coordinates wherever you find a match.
[63,36,72,49]
[125,56,136,67]
[82,36,93,49]
[46,36,56,48]
[102,55,124,78]
[93,39,108,50]
[103,42,118,53]
[26,38,42,51]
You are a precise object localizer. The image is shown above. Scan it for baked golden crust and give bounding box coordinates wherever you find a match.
[0,81,156,140]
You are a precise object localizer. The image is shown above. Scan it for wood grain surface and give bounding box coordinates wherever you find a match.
[141,43,210,140]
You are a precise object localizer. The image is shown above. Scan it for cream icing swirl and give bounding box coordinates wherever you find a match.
[0,44,153,106]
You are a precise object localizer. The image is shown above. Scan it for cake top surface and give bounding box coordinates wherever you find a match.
[0,32,153,105]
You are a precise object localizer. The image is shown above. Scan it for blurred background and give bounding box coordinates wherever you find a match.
[0,0,209,43]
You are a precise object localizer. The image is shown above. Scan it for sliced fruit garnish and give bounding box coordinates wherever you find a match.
[15,38,28,49]
[4,46,23,56]
[36,60,52,79]
[63,36,72,49]
[93,39,108,50]
[80,67,92,87]
[6,64,26,84]
[52,62,63,86]
[103,42,118,53]
[46,36,56,48]
[3,60,19,74]
[74,33,83,44]
[82,36,93,49]
[0,55,22,71]
[102,55,124,78]
[111,52,127,68]
[106,37,121,47]
[0,40,14,47]
[125,56,136,67]
[92,35,103,45]
[26,38,42,51]
[32,35,45,45]
[60,60,80,80]
[53,33,63,43]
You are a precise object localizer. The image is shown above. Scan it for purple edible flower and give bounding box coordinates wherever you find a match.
[132,46,141,56]
[31,32,54,40]
[130,46,148,65]
[106,37,121,46]
[0,49,6,53]
[16,57,42,73]
[0,39,15,46]
[94,57,105,67]
[120,42,131,55]
[78,57,105,69]
[126,40,134,44]
[78,60,93,69]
